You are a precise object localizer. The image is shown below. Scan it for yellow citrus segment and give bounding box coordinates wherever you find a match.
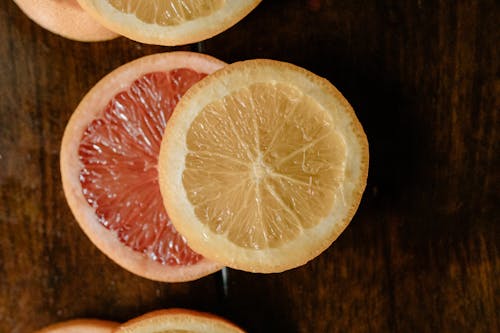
[108,0,225,26]
[76,0,261,45]
[159,59,368,272]
[183,82,346,249]
[114,309,245,333]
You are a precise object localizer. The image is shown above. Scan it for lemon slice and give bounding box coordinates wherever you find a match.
[159,59,369,273]
[76,0,262,45]
[115,309,244,333]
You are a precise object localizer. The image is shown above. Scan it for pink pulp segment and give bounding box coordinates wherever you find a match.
[78,69,207,265]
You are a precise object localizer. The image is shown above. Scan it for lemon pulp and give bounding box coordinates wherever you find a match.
[183,82,347,249]
[107,0,225,26]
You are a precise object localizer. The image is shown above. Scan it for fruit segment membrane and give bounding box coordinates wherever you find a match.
[183,82,347,249]
[79,70,206,265]
[107,0,225,25]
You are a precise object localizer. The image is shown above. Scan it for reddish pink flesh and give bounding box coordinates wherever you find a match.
[78,70,206,266]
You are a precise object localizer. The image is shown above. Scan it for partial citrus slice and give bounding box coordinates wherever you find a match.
[159,59,369,273]
[60,52,225,282]
[13,0,118,42]
[115,309,245,333]
[35,319,118,333]
[76,0,262,45]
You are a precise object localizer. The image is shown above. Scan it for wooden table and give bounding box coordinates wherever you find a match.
[0,1,498,332]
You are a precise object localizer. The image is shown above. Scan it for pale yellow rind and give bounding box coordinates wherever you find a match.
[13,0,118,42]
[115,309,245,333]
[60,52,226,282]
[35,319,118,333]
[76,0,262,45]
[159,59,369,273]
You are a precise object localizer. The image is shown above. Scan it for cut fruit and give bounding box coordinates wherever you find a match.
[159,59,369,273]
[115,309,245,333]
[76,0,262,45]
[13,0,118,42]
[35,319,118,333]
[60,52,225,282]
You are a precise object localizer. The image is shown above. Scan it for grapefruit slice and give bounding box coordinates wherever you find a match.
[35,319,118,333]
[115,309,245,333]
[76,0,262,45]
[60,52,225,282]
[159,59,369,273]
[13,0,118,42]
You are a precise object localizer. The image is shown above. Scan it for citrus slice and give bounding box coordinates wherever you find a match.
[13,0,118,42]
[35,319,118,333]
[60,52,225,282]
[76,0,262,45]
[159,59,369,273]
[115,309,245,333]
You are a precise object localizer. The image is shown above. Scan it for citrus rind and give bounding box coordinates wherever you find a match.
[159,59,369,273]
[115,309,245,333]
[35,319,118,333]
[61,52,225,282]
[13,0,118,42]
[76,0,261,45]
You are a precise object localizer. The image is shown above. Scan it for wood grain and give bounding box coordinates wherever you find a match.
[0,0,498,332]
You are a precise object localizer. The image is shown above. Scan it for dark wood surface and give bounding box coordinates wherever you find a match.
[1,1,498,332]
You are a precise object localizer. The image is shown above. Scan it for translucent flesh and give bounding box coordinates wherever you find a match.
[107,0,225,26]
[183,83,347,249]
[79,70,207,265]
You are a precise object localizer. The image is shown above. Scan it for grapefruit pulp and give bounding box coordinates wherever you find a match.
[61,52,225,282]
